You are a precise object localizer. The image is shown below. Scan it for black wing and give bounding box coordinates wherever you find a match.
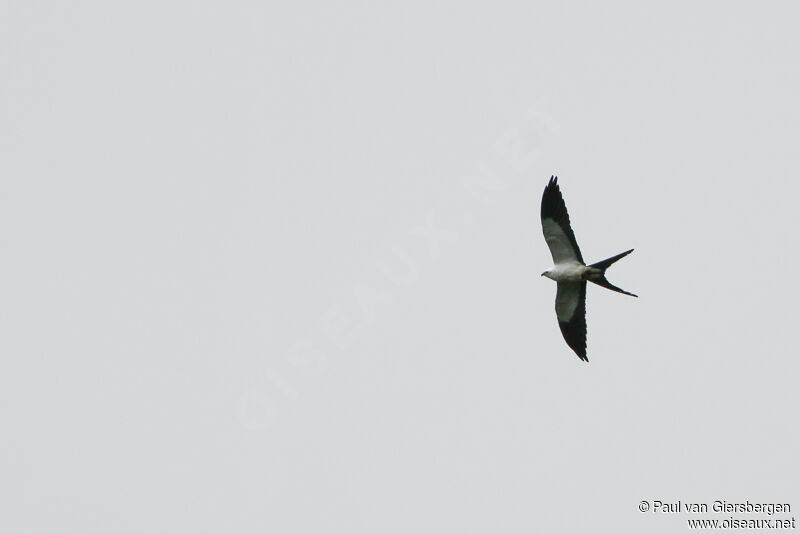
[555,281,587,361]
[541,176,584,264]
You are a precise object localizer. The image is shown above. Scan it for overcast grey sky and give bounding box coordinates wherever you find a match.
[3,1,799,532]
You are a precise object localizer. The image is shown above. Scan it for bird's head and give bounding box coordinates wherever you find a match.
[541,270,553,279]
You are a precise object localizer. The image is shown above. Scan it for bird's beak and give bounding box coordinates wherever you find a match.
[541,272,546,276]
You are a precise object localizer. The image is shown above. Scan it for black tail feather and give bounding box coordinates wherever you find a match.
[587,249,637,297]
[589,276,638,297]
[589,248,634,271]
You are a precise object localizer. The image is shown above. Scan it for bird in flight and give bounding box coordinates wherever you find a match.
[540,176,637,361]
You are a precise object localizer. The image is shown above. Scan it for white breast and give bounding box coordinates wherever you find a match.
[548,262,587,282]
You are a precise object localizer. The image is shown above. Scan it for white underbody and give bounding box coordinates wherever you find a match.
[543,262,588,282]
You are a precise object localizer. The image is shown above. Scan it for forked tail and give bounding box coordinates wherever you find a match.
[585,249,637,297]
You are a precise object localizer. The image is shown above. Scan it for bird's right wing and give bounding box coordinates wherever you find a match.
[541,176,584,264]
[555,281,587,361]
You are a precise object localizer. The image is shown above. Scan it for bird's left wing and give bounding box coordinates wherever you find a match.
[555,281,587,361]
[541,176,584,264]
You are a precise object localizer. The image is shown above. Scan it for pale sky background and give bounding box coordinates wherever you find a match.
[2,2,799,532]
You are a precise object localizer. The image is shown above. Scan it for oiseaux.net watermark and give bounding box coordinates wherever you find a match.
[639,500,795,530]
[236,103,561,431]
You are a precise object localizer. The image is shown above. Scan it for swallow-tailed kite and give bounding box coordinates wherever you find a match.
[541,176,637,361]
